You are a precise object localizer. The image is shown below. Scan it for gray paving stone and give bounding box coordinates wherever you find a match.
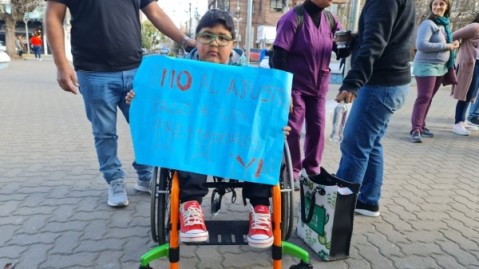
[49,231,83,255]
[40,252,98,269]
[16,244,51,269]
[1,59,479,269]
[393,255,441,269]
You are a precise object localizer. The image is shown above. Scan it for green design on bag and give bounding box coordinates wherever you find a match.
[327,193,336,208]
[305,227,316,245]
[304,196,329,236]
[318,250,329,261]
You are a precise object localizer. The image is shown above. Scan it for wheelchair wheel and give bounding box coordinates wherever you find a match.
[150,167,171,245]
[280,143,295,241]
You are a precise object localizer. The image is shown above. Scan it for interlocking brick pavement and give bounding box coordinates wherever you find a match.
[0,59,478,269]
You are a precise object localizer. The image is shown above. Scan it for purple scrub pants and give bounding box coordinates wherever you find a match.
[287,89,327,180]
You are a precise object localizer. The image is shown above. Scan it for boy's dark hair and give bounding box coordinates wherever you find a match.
[195,9,236,39]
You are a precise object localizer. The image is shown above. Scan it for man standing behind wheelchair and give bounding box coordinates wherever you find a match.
[126,9,291,249]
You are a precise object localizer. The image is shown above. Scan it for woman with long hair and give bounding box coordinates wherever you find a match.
[409,0,459,143]
[450,13,479,135]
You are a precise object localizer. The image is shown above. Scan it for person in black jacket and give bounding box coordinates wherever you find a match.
[335,0,415,217]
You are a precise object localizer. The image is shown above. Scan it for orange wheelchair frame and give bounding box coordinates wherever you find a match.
[139,145,312,269]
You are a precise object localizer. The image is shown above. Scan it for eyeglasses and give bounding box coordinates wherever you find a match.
[196,32,233,47]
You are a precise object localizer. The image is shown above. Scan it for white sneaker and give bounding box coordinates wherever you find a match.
[107,179,129,207]
[465,121,479,131]
[134,179,151,193]
[452,122,470,136]
[466,120,479,127]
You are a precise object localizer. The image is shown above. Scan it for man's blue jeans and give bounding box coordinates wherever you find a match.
[77,68,152,184]
[336,84,409,206]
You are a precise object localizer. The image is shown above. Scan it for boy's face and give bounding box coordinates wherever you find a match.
[196,24,235,64]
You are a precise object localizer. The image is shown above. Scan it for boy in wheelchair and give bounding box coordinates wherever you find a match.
[127,9,290,249]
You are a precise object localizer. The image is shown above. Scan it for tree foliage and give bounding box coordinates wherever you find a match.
[1,0,43,57]
[141,20,168,50]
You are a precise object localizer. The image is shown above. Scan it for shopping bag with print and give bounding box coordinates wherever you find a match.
[296,167,360,261]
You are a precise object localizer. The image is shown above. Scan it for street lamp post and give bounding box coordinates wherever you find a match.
[343,0,361,76]
[234,0,242,48]
[189,2,193,38]
[23,14,30,55]
[245,0,253,62]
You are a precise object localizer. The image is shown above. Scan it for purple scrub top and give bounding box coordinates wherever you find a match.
[274,8,340,96]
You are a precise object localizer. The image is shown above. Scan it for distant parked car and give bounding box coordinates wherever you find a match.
[0,51,11,68]
[0,41,6,52]
[160,47,170,55]
[249,48,261,62]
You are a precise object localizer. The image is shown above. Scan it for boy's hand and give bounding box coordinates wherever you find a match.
[125,90,135,105]
[283,126,291,136]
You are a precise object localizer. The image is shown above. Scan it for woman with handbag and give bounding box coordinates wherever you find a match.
[409,0,459,143]
[450,13,479,136]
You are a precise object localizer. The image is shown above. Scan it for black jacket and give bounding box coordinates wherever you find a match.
[341,0,415,94]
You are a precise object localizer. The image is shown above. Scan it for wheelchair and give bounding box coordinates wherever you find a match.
[139,144,312,269]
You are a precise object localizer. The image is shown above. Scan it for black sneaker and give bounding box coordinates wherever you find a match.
[421,127,434,138]
[355,200,380,217]
[410,130,422,143]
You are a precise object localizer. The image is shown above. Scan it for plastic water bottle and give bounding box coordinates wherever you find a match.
[330,102,348,143]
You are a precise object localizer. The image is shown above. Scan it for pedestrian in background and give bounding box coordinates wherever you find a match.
[335,0,415,217]
[271,0,343,190]
[30,32,42,60]
[451,13,479,135]
[15,35,24,57]
[45,0,195,207]
[409,0,459,143]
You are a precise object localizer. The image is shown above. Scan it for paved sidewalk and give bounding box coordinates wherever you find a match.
[0,59,478,269]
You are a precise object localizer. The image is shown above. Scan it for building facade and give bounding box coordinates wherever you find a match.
[208,0,348,49]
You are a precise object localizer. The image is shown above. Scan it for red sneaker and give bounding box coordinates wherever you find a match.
[179,200,208,242]
[247,205,273,248]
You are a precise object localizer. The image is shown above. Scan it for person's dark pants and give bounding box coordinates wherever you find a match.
[411,76,443,132]
[456,60,479,123]
[287,90,327,180]
[178,171,271,206]
[33,46,42,59]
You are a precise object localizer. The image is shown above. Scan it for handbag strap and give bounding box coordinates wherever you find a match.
[300,179,317,224]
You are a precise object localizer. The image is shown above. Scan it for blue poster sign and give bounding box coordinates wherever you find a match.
[130,55,292,185]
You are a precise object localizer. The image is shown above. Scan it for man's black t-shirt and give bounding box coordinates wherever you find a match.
[50,0,155,71]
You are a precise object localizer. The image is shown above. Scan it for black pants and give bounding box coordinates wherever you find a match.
[178,171,272,206]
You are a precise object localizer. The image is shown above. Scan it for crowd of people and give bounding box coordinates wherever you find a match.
[410,0,479,142]
[43,0,478,257]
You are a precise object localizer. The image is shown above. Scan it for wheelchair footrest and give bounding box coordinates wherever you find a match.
[185,220,249,245]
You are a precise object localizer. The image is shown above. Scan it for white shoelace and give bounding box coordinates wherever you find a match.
[251,212,270,231]
[182,206,205,227]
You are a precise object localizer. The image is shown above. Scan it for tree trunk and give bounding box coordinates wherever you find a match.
[4,16,19,58]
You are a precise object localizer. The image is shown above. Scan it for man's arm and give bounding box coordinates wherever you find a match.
[45,1,79,94]
[336,0,398,103]
[142,3,196,48]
